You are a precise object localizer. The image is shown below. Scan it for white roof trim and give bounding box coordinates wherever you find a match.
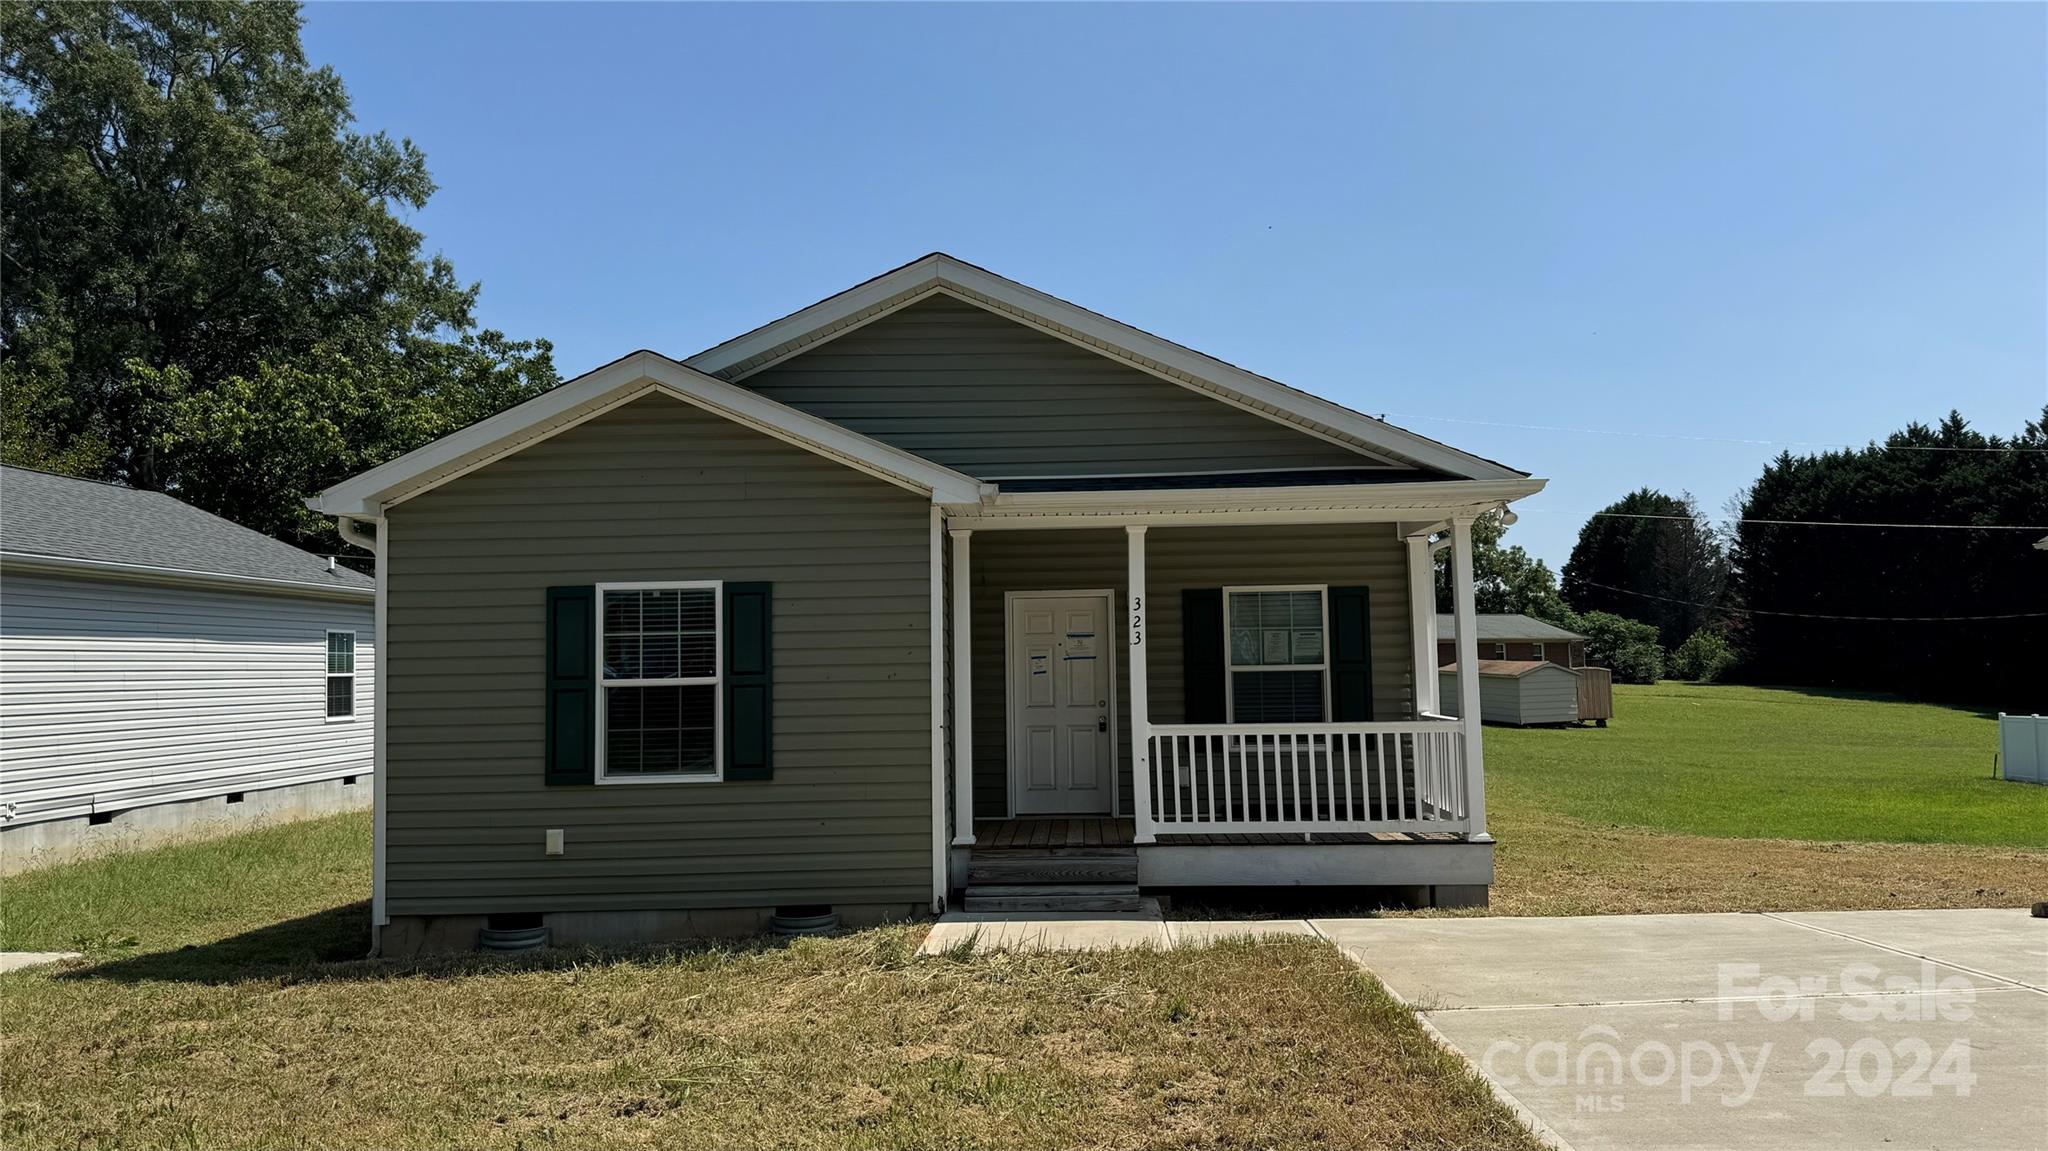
[684,254,1527,482]
[943,477,1547,530]
[310,351,988,516]
[0,551,374,602]
[968,478,1545,514]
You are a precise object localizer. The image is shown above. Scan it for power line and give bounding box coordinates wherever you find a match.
[1381,412,2047,453]
[1519,508,2048,532]
[1576,579,2048,623]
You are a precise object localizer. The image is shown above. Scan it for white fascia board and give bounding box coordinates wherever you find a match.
[942,478,1547,530]
[310,350,986,516]
[0,551,375,602]
[685,254,1527,482]
[966,477,1546,514]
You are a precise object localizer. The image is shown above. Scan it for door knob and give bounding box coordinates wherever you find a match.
[1098,717,1108,732]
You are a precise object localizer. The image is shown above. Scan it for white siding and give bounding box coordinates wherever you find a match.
[0,571,374,824]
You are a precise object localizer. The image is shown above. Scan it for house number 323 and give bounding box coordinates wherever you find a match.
[1130,596,1143,646]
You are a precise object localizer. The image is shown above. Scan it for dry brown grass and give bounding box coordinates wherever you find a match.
[3,924,1541,1151]
[1484,805,2048,917]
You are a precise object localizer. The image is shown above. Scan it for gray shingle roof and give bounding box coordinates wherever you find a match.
[1436,613,1586,642]
[0,466,370,594]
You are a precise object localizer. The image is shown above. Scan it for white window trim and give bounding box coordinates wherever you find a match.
[1221,584,1332,724]
[325,629,356,723]
[594,579,723,785]
[1493,643,1507,660]
[1531,642,1546,661]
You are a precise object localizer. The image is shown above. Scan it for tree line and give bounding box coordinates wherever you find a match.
[2,2,557,552]
[1442,409,2047,710]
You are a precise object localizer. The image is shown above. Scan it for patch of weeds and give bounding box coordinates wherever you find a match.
[1163,993,1194,1024]
[918,1055,1021,1106]
[941,929,981,962]
[67,930,139,955]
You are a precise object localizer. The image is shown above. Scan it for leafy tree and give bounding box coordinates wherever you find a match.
[2,1,556,548]
[1669,629,1734,683]
[1435,509,1570,622]
[1561,489,1729,648]
[1729,409,2047,708]
[1560,610,1664,684]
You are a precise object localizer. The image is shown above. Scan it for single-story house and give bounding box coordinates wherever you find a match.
[1436,613,1586,668]
[310,253,1548,955]
[1439,660,1582,726]
[0,466,374,872]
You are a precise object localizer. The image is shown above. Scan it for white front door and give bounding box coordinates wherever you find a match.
[1008,593,1113,815]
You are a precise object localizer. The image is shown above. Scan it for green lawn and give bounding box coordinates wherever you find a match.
[0,815,1537,1151]
[1485,682,2047,848]
[1,808,371,955]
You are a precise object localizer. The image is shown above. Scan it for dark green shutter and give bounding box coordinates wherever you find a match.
[724,582,772,780]
[1330,585,1374,721]
[545,585,596,785]
[1182,588,1225,723]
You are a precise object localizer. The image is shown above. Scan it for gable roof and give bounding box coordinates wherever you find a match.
[311,350,988,517]
[2,466,371,598]
[685,253,1527,482]
[1438,613,1587,643]
[1441,659,1572,679]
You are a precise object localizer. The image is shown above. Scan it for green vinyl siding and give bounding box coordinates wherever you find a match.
[737,294,1389,479]
[965,525,1417,819]
[383,394,932,915]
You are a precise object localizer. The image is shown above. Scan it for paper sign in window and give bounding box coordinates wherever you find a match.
[1292,630,1323,662]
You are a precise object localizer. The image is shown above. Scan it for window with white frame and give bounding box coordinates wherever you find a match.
[1493,643,1507,660]
[1224,587,1328,723]
[325,631,355,719]
[1531,642,1546,661]
[598,583,720,779]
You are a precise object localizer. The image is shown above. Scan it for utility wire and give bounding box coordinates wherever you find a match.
[1381,412,2047,453]
[1576,579,2048,623]
[1518,508,2048,533]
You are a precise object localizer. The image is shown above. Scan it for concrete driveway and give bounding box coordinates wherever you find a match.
[1315,909,2048,1151]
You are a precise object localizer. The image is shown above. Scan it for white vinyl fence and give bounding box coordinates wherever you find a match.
[1999,713,2047,785]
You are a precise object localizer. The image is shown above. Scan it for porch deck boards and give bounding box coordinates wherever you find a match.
[972,818,1465,848]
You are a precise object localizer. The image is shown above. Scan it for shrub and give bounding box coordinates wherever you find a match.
[1670,629,1736,682]
[1563,610,1666,684]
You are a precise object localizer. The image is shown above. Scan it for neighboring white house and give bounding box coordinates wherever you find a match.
[0,466,375,872]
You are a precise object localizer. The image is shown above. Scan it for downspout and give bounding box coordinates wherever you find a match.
[337,514,389,952]
[336,515,377,555]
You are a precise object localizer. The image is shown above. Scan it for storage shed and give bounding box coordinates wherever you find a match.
[1439,660,1581,726]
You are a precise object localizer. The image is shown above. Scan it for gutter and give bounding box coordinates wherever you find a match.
[0,551,373,602]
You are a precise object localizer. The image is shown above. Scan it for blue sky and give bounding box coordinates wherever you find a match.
[302,2,2045,569]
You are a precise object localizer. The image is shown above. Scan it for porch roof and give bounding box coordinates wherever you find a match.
[942,476,1546,529]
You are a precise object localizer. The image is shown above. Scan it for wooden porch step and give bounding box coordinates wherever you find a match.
[962,884,1144,913]
[968,852,1138,886]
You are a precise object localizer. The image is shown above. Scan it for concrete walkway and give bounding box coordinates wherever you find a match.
[0,951,80,973]
[921,906,2048,1150]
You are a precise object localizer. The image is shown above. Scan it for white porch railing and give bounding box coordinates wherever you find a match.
[1144,718,1470,837]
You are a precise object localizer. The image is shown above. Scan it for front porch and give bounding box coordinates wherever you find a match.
[940,499,1509,908]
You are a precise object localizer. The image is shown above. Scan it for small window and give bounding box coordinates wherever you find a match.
[597,582,721,781]
[1531,643,1545,661]
[326,631,355,720]
[1224,587,1328,723]
[1492,643,1507,660]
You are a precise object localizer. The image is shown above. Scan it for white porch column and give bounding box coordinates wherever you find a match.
[1126,525,1155,844]
[1405,533,1439,716]
[948,528,975,846]
[1449,516,1490,841]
